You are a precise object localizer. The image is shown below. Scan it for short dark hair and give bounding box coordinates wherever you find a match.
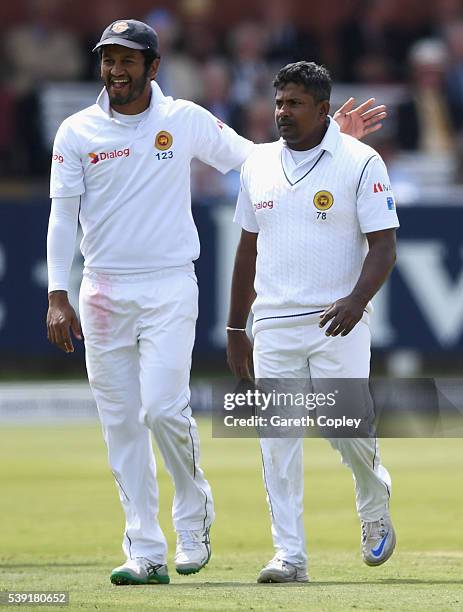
[273,61,331,103]
[98,47,159,70]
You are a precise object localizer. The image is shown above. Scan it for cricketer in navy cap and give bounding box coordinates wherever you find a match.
[93,19,159,55]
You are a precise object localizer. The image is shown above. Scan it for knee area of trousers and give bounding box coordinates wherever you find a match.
[327,437,373,470]
[102,413,144,441]
[326,437,359,462]
[141,396,187,429]
[142,411,193,449]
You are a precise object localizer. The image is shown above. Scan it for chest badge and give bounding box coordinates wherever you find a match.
[313,190,334,211]
[155,131,173,151]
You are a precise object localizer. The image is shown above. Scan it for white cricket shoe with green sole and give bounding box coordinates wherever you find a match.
[175,527,211,575]
[110,558,170,585]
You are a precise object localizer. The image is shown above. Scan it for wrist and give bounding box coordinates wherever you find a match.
[226,326,247,332]
[48,290,69,305]
[349,291,369,308]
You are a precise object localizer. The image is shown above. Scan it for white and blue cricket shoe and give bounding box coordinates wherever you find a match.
[361,514,396,566]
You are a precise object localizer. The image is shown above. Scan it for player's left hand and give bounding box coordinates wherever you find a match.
[319,294,367,337]
[227,331,254,381]
[334,98,387,140]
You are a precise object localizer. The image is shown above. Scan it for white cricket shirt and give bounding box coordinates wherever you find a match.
[50,81,254,276]
[234,117,400,330]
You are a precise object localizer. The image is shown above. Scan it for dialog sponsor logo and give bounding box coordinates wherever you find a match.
[253,200,274,211]
[88,148,130,164]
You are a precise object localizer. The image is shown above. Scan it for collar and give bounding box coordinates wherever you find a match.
[96,80,172,116]
[281,115,340,157]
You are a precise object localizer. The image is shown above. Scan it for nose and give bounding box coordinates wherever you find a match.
[277,103,291,119]
[110,60,126,76]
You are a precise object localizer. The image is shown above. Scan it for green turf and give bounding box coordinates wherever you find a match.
[0,424,462,610]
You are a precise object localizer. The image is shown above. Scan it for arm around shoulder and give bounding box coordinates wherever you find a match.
[190,103,254,173]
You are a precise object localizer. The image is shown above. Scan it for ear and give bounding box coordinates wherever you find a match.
[99,52,105,79]
[319,100,330,121]
[149,58,161,81]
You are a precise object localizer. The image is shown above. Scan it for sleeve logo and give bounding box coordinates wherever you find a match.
[313,190,334,211]
[373,182,392,193]
[387,197,395,210]
[155,131,173,151]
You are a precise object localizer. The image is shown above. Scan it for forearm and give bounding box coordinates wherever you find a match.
[227,235,257,328]
[47,197,80,293]
[320,230,396,337]
[350,242,396,306]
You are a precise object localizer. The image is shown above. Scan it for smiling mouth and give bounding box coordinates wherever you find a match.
[110,79,130,90]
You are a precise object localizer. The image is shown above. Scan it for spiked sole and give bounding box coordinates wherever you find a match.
[175,555,210,575]
[110,571,170,585]
[257,570,309,583]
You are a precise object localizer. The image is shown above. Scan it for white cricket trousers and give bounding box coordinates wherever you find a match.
[79,266,213,564]
[253,318,391,568]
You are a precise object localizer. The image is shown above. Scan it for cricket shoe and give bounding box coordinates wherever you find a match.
[110,558,170,585]
[175,526,211,575]
[361,514,396,566]
[257,556,309,583]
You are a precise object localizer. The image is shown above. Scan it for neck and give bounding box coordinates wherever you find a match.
[287,122,328,151]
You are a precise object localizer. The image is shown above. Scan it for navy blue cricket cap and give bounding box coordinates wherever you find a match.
[93,19,159,54]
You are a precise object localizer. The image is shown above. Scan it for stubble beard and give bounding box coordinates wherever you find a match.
[106,71,150,107]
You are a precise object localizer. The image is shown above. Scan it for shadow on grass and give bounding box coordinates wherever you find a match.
[0,563,104,569]
[106,579,463,588]
[2,566,462,588]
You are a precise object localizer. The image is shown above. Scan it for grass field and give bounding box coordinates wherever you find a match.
[1,423,462,611]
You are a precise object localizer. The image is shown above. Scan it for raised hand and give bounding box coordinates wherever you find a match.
[334,97,387,140]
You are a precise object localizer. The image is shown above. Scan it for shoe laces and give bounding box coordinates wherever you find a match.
[136,557,163,574]
[270,555,290,570]
[361,517,386,544]
[177,528,209,550]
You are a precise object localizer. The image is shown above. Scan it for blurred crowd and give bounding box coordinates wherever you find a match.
[3,0,463,203]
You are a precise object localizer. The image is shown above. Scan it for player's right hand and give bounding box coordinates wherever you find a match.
[47,290,82,353]
[227,331,253,381]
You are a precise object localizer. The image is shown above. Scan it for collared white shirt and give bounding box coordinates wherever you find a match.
[234,117,400,327]
[50,81,254,274]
